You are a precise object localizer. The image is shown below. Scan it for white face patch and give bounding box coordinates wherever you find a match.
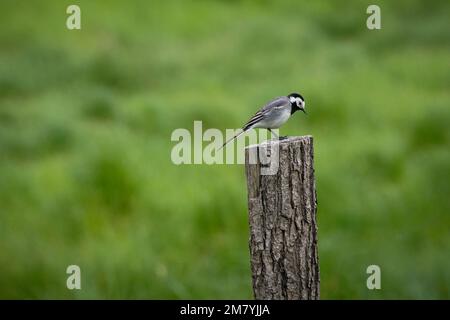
[289,96,304,108]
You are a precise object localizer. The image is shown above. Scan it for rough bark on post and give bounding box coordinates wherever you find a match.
[244,136,319,300]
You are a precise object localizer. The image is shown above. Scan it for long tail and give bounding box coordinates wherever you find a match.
[217,129,247,151]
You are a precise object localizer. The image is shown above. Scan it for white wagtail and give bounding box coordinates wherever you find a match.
[219,93,306,150]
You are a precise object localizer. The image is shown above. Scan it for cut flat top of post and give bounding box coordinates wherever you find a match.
[245,135,313,150]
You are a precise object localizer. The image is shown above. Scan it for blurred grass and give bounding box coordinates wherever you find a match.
[0,0,449,299]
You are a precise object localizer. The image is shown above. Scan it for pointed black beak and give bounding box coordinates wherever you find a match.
[302,108,307,115]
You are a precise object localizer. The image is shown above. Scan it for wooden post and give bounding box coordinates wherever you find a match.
[244,136,319,300]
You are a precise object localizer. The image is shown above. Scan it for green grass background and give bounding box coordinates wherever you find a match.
[0,0,449,299]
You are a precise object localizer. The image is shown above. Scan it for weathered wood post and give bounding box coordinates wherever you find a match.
[244,136,319,300]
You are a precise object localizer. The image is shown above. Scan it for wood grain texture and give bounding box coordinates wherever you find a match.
[245,136,319,300]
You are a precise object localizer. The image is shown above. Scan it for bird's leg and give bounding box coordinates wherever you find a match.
[268,128,279,140]
[268,129,288,140]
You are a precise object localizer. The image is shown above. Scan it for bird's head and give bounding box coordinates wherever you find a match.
[288,93,306,114]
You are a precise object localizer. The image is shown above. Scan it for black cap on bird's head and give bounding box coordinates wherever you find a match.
[288,93,306,114]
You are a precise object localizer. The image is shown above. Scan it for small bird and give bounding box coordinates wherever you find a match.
[218,93,306,150]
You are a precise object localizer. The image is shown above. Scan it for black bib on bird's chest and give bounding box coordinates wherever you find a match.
[290,103,301,115]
